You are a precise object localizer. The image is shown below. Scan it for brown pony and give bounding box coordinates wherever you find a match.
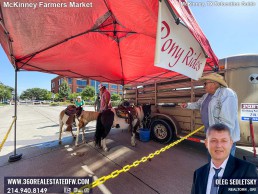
[59,109,99,146]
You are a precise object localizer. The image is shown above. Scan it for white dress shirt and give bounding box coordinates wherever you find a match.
[206,156,229,194]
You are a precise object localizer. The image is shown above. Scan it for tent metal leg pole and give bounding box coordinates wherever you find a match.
[8,68,22,162]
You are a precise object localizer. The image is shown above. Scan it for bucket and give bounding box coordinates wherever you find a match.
[139,128,150,142]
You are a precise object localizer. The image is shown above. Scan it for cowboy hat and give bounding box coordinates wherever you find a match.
[98,84,105,90]
[199,73,228,87]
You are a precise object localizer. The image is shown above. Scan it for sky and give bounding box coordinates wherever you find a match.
[0,0,258,95]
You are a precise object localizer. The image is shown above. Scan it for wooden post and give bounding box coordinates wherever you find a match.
[136,88,138,105]
[154,81,157,106]
[190,79,196,132]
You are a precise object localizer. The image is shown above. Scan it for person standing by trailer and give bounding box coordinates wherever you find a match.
[180,73,240,156]
[98,84,111,112]
[94,93,101,112]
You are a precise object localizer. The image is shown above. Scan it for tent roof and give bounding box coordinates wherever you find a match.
[0,0,218,85]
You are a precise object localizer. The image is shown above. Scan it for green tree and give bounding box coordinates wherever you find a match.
[68,92,79,101]
[53,93,59,101]
[58,80,71,101]
[0,84,12,102]
[111,93,121,101]
[20,88,50,100]
[20,90,31,99]
[81,86,95,101]
[44,91,52,100]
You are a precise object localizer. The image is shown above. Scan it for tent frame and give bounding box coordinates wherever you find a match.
[1,11,22,161]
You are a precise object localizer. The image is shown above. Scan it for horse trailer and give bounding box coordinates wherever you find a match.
[124,54,258,146]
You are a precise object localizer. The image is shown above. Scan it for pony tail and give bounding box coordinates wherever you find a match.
[95,113,103,147]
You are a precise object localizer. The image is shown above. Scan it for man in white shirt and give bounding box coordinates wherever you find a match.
[181,73,240,156]
[191,123,257,194]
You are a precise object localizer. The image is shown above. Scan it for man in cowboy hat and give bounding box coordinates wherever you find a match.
[98,84,111,112]
[181,73,240,156]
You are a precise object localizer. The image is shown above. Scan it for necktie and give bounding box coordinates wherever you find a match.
[210,167,222,194]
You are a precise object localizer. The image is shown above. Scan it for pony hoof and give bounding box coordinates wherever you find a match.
[103,147,109,152]
[94,142,101,149]
[58,141,62,145]
[131,140,136,147]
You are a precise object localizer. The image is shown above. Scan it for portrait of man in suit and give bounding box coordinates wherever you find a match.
[191,123,257,194]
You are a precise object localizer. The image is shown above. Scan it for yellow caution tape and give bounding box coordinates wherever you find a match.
[0,117,16,152]
[72,125,204,193]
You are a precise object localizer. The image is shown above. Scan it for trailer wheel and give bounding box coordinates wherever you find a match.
[150,119,174,144]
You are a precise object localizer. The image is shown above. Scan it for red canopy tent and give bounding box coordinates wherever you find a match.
[0,0,218,86]
[0,0,218,162]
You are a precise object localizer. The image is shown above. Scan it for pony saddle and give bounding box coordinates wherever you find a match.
[65,105,83,118]
[115,105,138,123]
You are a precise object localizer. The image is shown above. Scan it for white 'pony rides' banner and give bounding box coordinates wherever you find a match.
[155,0,207,80]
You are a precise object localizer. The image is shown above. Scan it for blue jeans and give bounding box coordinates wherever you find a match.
[208,142,237,162]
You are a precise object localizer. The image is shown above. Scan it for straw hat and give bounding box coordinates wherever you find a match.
[98,84,104,90]
[199,73,228,87]
[77,96,81,99]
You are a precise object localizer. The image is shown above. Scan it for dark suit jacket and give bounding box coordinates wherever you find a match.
[191,155,257,194]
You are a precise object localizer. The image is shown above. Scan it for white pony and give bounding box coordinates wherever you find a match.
[59,108,99,146]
